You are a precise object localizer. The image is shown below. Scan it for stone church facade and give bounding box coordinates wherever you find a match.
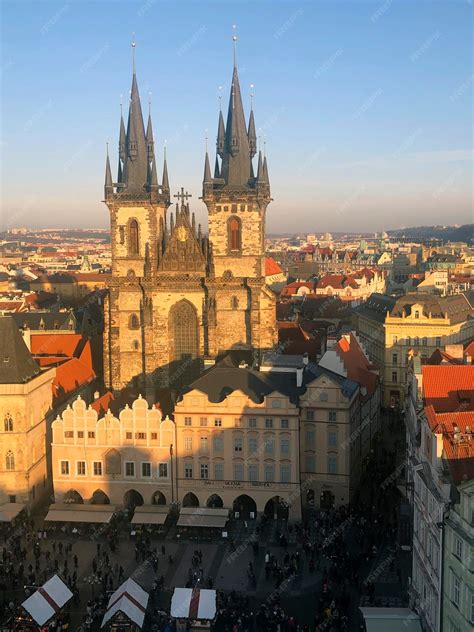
[103,54,277,394]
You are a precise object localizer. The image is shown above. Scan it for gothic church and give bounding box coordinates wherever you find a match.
[103,48,277,394]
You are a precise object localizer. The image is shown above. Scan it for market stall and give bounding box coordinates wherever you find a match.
[131,505,169,525]
[177,507,228,529]
[14,575,72,630]
[171,586,217,632]
[101,578,149,631]
[0,502,25,523]
[44,503,115,523]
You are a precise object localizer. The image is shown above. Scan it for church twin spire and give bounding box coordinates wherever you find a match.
[105,42,170,201]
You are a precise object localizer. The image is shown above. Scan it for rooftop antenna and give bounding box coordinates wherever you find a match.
[131,32,136,74]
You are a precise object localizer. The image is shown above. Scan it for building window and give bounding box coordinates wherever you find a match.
[60,461,69,475]
[230,296,239,309]
[392,371,398,383]
[234,463,244,480]
[305,429,315,447]
[280,465,291,483]
[305,455,316,472]
[452,573,460,606]
[265,437,275,455]
[184,462,193,478]
[228,216,241,251]
[248,464,258,481]
[77,431,84,439]
[393,335,398,344]
[125,462,135,477]
[422,337,427,346]
[328,411,337,422]
[88,431,95,439]
[77,461,86,476]
[129,219,139,255]
[265,418,273,429]
[248,437,258,454]
[414,310,419,319]
[213,435,224,452]
[319,392,328,402]
[280,438,290,456]
[200,436,209,453]
[214,462,223,480]
[184,436,193,451]
[214,418,222,427]
[135,432,146,440]
[184,417,192,426]
[129,313,140,329]
[328,431,338,447]
[306,410,315,421]
[435,337,441,347]
[4,413,13,432]
[5,451,14,470]
[234,437,243,452]
[200,463,209,479]
[64,431,74,439]
[392,353,398,365]
[249,418,257,428]
[454,536,463,560]
[328,455,338,474]
[200,417,208,427]
[271,399,282,408]
[264,464,275,482]
[151,432,158,440]
[281,418,289,429]
[126,432,133,440]
[141,462,151,478]
[158,463,168,478]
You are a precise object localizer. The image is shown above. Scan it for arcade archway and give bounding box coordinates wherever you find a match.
[90,489,110,505]
[233,494,257,519]
[151,490,167,505]
[264,496,289,520]
[206,494,223,508]
[63,489,83,505]
[123,489,144,510]
[182,492,199,508]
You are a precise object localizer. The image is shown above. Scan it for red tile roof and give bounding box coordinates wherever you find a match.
[265,257,283,276]
[422,365,474,412]
[53,357,95,402]
[30,333,83,357]
[334,333,378,396]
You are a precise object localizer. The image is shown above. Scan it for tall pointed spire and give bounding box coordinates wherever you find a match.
[105,143,113,198]
[214,154,220,178]
[203,151,212,183]
[262,154,269,186]
[122,36,148,193]
[217,109,225,157]
[146,110,154,159]
[162,146,170,193]
[248,85,257,159]
[256,149,263,182]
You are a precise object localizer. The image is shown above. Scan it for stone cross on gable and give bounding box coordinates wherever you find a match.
[174,187,192,207]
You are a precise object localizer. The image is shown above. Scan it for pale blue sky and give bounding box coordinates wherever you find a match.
[1,0,472,232]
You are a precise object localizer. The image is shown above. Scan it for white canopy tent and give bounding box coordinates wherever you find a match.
[171,587,216,621]
[101,578,149,629]
[45,503,114,523]
[131,505,169,525]
[359,607,422,632]
[0,502,25,522]
[177,507,228,529]
[21,575,73,626]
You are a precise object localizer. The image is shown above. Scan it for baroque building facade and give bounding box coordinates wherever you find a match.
[103,52,277,394]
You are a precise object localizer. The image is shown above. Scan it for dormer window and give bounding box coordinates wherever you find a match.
[415,310,420,319]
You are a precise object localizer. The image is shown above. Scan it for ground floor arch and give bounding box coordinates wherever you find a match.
[182,492,199,508]
[151,490,167,505]
[90,489,110,505]
[63,489,83,504]
[233,494,257,519]
[123,489,144,510]
[264,496,289,520]
[320,490,335,510]
[206,494,223,508]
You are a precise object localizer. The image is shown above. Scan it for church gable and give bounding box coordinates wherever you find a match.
[157,200,208,274]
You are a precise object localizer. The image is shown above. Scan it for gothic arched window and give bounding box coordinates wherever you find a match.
[169,300,198,362]
[5,450,14,470]
[228,216,241,252]
[129,314,140,330]
[129,219,139,255]
[4,413,13,432]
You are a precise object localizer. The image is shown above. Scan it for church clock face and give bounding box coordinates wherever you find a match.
[176,226,188,242]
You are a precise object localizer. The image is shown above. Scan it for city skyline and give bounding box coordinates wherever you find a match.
[1,1,473,232]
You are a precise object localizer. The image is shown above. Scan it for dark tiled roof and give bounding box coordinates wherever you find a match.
[354,293,396,323]
[390,293,472,324]
[12,311,76,331]
[0,316,41,383]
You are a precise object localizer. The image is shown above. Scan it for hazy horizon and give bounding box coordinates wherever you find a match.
[1,1,472,233]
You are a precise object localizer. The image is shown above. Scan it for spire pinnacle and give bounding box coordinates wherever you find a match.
[131,32,136,74]
[203,150,212,184]
[162,145,170,192]
[232,25,237,68]
[105,143,113,197]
